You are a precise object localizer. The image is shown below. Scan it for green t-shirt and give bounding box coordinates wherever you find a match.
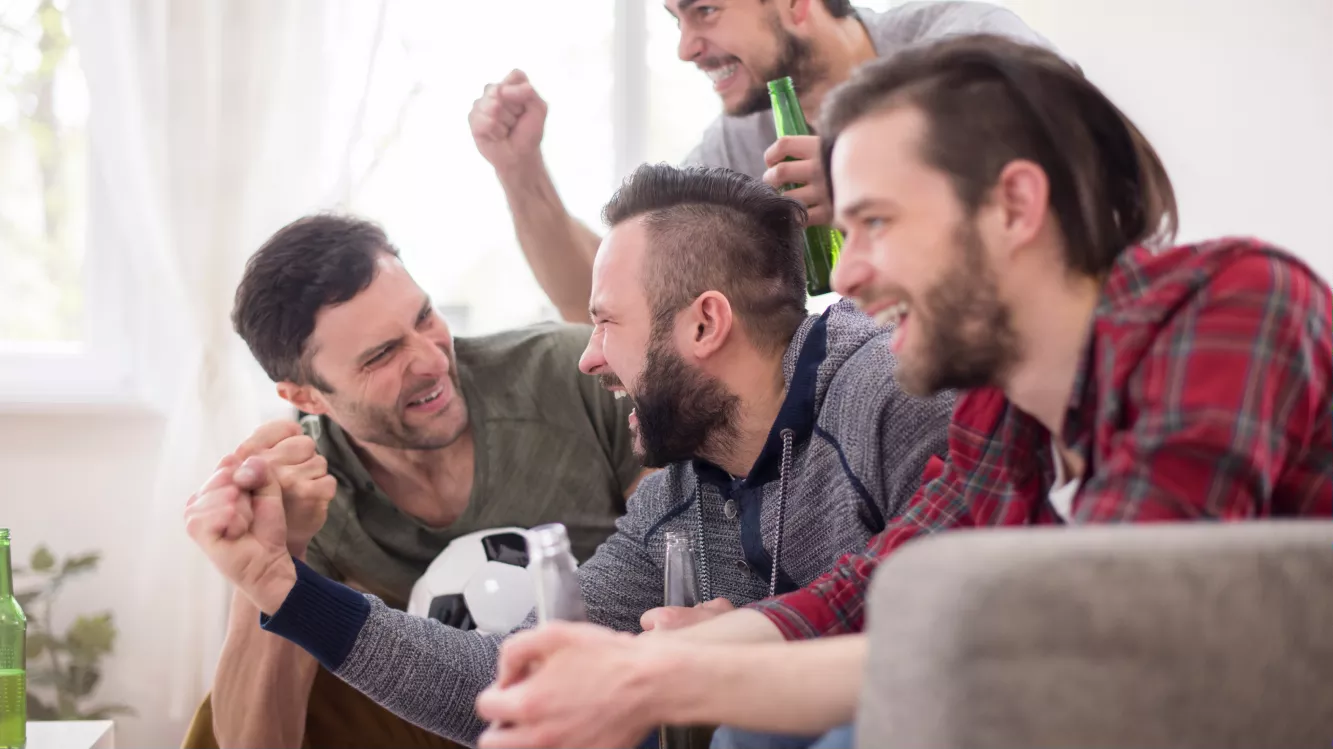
[301,323,640,609]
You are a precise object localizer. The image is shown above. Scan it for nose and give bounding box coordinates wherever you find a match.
[406,331,449,379]
[831,234,874,299]
[579,331,607,376]
[677,25,703,63]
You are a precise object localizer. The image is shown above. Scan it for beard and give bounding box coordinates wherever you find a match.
[896,222,1022,397]
[612,332,741,469]
[325,354,469,451]
[729,19,820,117]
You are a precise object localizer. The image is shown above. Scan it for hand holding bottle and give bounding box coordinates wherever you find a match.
[762,135,832,226]
[184,455,297,615]
[469,69,549,176]
[640,598,736,633]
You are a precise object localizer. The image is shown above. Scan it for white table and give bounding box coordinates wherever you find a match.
[24,721,114,749]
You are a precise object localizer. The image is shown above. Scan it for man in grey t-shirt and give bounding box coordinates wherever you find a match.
[468,1,1054,321]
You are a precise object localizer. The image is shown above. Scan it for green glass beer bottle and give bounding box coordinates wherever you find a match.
[768,76,843,297]
[0,529,25,749]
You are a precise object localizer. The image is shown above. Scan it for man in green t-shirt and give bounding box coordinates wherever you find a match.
[182,214,644,749]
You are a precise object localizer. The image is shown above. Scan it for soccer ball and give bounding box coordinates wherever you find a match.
[407,527,536,634]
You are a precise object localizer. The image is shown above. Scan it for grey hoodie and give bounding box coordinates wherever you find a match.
[259,299,953,745]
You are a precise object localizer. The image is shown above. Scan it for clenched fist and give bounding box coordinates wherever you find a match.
[209,420,337,558]
[184,455,296,615]
[469,69,548,174]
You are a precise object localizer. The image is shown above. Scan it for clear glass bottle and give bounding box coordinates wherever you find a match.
[659,531,706,749]
[526,523,586,624]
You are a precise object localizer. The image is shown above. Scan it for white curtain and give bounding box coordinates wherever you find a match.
[67,1,385,744]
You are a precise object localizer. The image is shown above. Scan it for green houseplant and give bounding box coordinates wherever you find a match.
[15,546,134,720]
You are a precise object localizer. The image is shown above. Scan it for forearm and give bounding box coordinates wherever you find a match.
[661,635,867,734]
[497,159,599,322]
[665,607,786,644]
[260,559,503,744]
[212,590,318,748]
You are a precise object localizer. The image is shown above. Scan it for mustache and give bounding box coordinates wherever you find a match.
[598,373,624,391]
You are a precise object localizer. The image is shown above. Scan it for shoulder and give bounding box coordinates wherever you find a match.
[863,2,1057,53]
[682,113,772,179]
[454,322,592,368]
[622,462,696,525]
[1107,239,1331,340]
[819,300,946,413]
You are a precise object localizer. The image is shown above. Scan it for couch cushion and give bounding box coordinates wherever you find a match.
[857,521,1333,748]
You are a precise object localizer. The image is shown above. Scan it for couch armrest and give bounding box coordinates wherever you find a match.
[857,521,1333,748]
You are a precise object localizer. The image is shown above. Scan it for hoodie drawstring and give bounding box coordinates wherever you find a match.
[768,428,794,598]
[692,427,796,602]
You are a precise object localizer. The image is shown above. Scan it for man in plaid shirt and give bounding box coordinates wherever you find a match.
[473,35,1333,749]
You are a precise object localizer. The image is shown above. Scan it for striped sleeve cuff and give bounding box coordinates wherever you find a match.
[259,557,371,671]
[746,590,836,641]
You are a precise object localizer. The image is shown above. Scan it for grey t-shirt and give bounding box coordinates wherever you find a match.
[301,323,640,609]
[682,1,1057,179]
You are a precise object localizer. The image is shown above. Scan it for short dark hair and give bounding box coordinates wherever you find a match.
[820,34,1177,276]
[820,0,855,18]
[602,164,808,352]
[232,214,398,386]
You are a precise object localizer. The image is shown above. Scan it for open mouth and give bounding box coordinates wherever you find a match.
[702,61,741,91]
[405,381,451,412]
[873,301,909,329]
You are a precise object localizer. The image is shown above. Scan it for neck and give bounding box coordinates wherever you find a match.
[799,13,876,124]
[351,427,476,525]
[709,344,790,478]
[0,542,10,598]
[1002,267,1102,441]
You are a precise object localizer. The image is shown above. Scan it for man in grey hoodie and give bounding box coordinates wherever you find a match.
[183,163,952,746]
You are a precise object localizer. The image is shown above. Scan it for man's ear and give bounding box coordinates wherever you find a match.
[988,158,1050,264]
[686,291,734,361]
[788,0,816,26]
[277,381,328,415]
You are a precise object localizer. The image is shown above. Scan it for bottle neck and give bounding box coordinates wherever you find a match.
[0,542,11,599]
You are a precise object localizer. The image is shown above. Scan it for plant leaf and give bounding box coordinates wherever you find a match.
[30,545,55,572]
[61,551,100,576]
[68,663,100,697]
[66,613,115,660]
[27,630,59,659]
[27,693,58,720]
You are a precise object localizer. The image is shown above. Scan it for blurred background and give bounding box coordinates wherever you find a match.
[0,0,1329,744]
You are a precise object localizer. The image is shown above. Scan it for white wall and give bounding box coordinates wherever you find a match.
[0,1,1329,746]
[0,410,180,748]
[998,0,1333,280]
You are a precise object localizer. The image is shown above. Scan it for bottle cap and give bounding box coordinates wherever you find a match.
[528,523,571,555]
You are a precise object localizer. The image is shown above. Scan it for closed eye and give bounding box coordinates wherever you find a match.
[365,345,395,367]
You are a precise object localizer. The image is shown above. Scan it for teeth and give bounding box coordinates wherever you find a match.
[409,386,443,407]
[706,64,738,83]
[613,391,627,400]
[873,302,909,328]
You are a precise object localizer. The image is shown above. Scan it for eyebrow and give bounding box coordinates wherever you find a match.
[355,297,433,364]
[668,0,698,18]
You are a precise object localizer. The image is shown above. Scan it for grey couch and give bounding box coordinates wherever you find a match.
[857,521,1333,748]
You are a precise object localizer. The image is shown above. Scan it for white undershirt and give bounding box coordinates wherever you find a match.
[1049,438,1081,522]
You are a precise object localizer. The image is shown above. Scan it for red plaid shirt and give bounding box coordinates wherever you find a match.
[753,238,1333,640]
